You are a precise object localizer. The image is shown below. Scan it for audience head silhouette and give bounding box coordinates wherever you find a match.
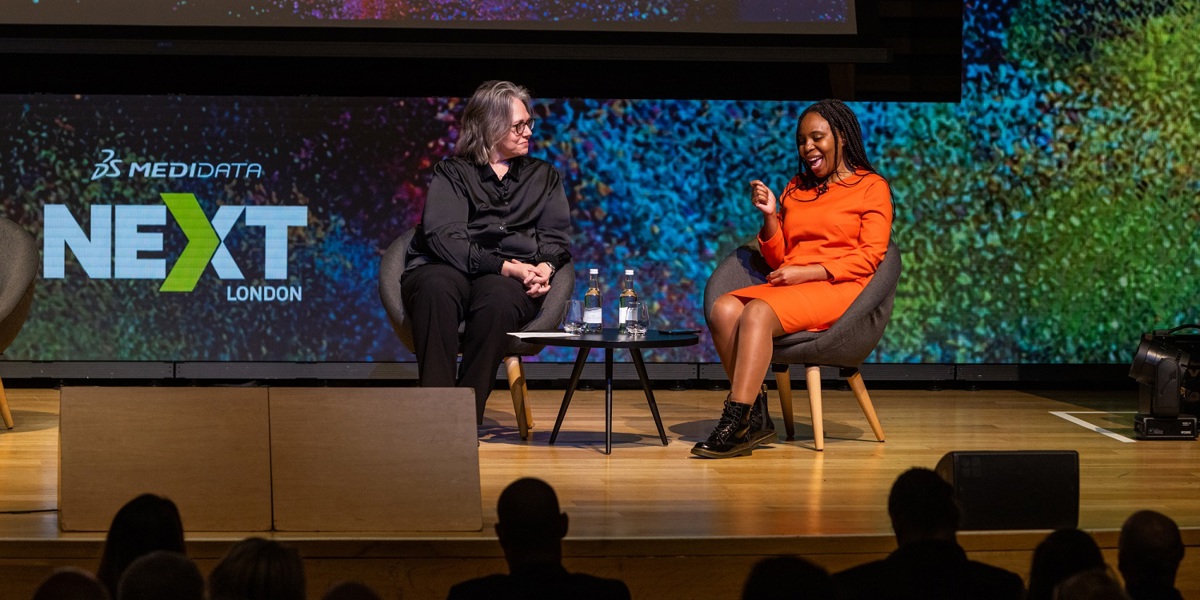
[96,493,186,598]
[448,477,631,600]
[117,550,203,600]
[831,466,1026,600]
[1118,510,1184,595]
[320,581,383,600]
[495,477,569,563]
[1026,528,1106,600]
[207,537,306,600]
[887,467,959,545]
[32,567,110,600]
[742,556,835,600]
[1053,568,1129,600]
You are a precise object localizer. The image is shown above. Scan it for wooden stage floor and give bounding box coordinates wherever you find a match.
[2,385,1199,599]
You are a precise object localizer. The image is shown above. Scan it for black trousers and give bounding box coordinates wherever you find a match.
[401,263,540,423]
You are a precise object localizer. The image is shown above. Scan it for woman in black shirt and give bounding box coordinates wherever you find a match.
[403,80,572,424]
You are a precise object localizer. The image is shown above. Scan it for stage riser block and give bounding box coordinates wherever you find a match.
[59,387,481,533]
[270,387,482,532]
[59,387,273,532]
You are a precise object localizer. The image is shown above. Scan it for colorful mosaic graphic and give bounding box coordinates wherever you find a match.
[2,0,849,29]
[1,0,1197,364]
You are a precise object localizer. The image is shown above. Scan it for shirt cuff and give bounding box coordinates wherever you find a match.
[477,252,506,275]
[536,250,572,272]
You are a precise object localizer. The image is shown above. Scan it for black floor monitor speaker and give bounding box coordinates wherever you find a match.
[935,450,1079,531]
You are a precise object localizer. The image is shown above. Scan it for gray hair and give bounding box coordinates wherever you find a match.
[454,80,532,165]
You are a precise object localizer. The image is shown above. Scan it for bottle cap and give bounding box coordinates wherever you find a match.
[625,269,634,275]
[589,268,598,274]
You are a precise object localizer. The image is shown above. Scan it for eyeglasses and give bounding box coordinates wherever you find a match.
[510,119,536,135]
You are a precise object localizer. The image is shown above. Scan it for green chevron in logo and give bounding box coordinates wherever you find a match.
[159,193,218,292]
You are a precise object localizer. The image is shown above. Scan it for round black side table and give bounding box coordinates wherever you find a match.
[519,329,699,454]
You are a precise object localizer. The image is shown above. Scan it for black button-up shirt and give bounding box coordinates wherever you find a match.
[406,155,572,275]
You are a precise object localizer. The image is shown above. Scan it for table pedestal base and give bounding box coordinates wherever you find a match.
[549,347,669,455]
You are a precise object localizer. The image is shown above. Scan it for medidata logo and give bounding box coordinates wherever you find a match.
[44,193,308,302]
[91,149,264,181]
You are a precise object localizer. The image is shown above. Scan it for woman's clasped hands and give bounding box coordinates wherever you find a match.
[502,259,553,297]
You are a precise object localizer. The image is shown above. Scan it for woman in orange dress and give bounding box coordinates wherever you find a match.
[692,99,893,459]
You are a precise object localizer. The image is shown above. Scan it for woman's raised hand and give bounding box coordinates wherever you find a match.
[749,180,777,216]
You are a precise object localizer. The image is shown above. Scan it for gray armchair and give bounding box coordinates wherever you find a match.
[0,217,37,429]
[704,240,901,450]
[378,228,576,440]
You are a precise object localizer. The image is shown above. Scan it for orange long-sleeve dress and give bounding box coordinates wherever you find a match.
[729,170,893,333]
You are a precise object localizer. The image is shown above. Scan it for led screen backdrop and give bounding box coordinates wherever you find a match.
[0,0,855,34]
[1,0,1198,365]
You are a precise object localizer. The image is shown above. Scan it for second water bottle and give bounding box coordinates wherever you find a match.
[618,269,637,334]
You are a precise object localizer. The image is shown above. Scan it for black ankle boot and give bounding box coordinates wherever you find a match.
[747,384,776,446]
[691,399,756,459]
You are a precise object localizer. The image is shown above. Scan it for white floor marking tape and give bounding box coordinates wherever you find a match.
[1050,411,1138,443]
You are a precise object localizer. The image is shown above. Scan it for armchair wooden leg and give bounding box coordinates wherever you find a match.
[522,388,535,433]
[0,376,13,429]
[847,371,885,442]
[805,366,824,451]
[504,356,532,440]
[772,364,795,440]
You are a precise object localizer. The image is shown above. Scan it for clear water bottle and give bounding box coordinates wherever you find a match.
[583,268,602,333]
[618,269,637,334]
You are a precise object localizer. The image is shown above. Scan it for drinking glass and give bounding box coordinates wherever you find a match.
[627,301,649,335]
[562,300,584,334]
